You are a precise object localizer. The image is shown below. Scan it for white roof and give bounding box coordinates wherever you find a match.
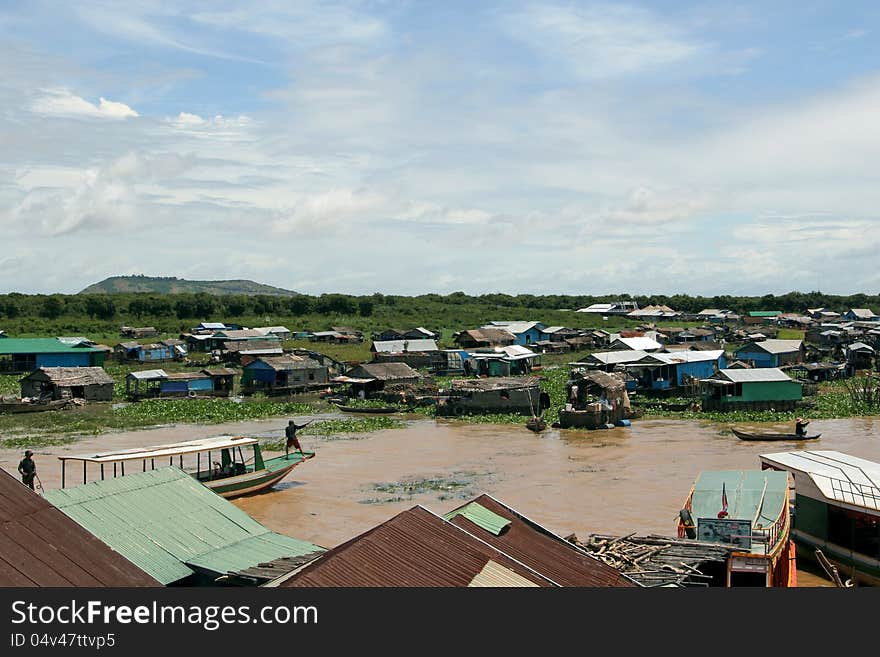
[736,339,802,355]
[847,342,874,352]
[644,350,725,365]
[60,435,259,463]
[198,322,227,330]
[584,350,649,365]
[714,368,793,383]
[759,450,880,511]
[254,326,291,335]
[484,321,542,334]
[127,369,168,380]
[373,339,438,353]
[576,304,614,313]
[611,337,662,351]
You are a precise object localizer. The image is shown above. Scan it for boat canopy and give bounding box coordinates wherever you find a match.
[691,470,788,529]
[760,450,880,511]
[59,435,260,464]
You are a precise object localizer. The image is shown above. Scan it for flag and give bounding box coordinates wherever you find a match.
[718,482,729,518]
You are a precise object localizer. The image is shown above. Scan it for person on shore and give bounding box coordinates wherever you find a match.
[795,417,810,438]
[285,419,313,457]
[17,450,36,490]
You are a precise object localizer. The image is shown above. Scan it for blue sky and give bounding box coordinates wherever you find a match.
[1,1,879,296]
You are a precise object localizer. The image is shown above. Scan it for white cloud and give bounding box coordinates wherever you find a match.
[503,3,703,79]
[31,88,138,119]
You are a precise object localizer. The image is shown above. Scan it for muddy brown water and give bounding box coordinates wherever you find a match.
[3,415,878,586]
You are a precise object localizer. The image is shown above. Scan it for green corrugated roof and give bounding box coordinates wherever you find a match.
[45,467,323,585]
[186,534,322,575]
[690,470,788,527]
[0,338,101,354]
[747,311,781,317]
[444,502,511,535]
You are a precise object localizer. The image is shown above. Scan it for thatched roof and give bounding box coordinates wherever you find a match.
[23,367,114,386]
[571,370,625,392]
[345,362,422,381]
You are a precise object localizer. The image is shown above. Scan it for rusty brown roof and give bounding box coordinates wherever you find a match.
[275,505,555,587]
[445,495,636,587]
[0,468,159,586]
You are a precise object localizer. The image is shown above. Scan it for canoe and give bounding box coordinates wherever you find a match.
[731,428,821,442]
[336,404,401,414]
[0,399,72,414]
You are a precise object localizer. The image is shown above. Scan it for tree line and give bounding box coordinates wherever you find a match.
[0,290,877,323]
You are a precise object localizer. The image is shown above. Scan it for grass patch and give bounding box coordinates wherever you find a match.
[360,472,485,504]
[1,434,77,449]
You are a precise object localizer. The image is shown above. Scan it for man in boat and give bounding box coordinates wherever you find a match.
[795,417,810,438]
[17,450,36,490]
[285,419,313,457]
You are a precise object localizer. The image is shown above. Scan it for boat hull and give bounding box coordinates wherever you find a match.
[204,452,314,499]
[790,529,880,587]
[0,399,72,414]
[732,428,821,441]
[336,405,400,414]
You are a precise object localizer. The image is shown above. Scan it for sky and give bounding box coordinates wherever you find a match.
[1,1,879,297]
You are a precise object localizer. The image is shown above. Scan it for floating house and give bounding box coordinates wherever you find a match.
[120,326,159,338]
[575,301,639,315]
[483,321,546,346]
[572,349,650,372]
[465,345,540,377]
[759,450,880,587]
[0,338,106,373]
[114,341,180,363]
[453,328,516,349]
[627,350,726,392]
[843,309,879,322]
[125,368,235,399]
[734,339,804,368]
[608,336,662,352]
[436,376,549,417]
[700,368,802,412]
[241,354,329,395]
[254,326,292,339]
[374,327,439,341]
[334,362,422,398]
[371,338,439,368]
[21,367,114,402]
[431,349,470,376]
[558,370,630,429]
[744,310,782,325]
[208,329,280,351]
[0,468,159,587]
[44,467,324,586]
[221,340,284,364]
[846,342,875,369]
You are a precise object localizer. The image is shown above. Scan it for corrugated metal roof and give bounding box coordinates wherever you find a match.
[61,436,260,464]
[642,350,724,365]
[611,337,662,351]
[372,339,439,353]
[44,467,323,585]
[186,533,325,576]
[0,468,159,587]
[445,494,636,587]
[468,560,540,587]
[584,350,649,365]
[23,367,114,385]
[714,368,793,383]
[444,502,511,535]
[0,338,102,354]
[736,339,803,355]
[127,369,168,380]
[760,450,880,511]
[276,505,555,587]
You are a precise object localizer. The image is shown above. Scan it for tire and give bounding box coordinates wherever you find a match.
[679,508,697,539]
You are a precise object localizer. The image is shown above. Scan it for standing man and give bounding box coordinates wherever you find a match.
[18,450,36,490]
[285,419,313,457]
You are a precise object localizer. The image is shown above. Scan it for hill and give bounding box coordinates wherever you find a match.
[80,276,300,296]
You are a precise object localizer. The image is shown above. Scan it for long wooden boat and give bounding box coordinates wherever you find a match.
[677,469,796,587]
[525,416,547,432]
[58,436,314,499]
[0,398,72,414]
[732,428,821,442]
[760,450,880,586]
[335,404,402,414]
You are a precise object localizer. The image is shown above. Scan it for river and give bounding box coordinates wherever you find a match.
[4,414,878,586]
